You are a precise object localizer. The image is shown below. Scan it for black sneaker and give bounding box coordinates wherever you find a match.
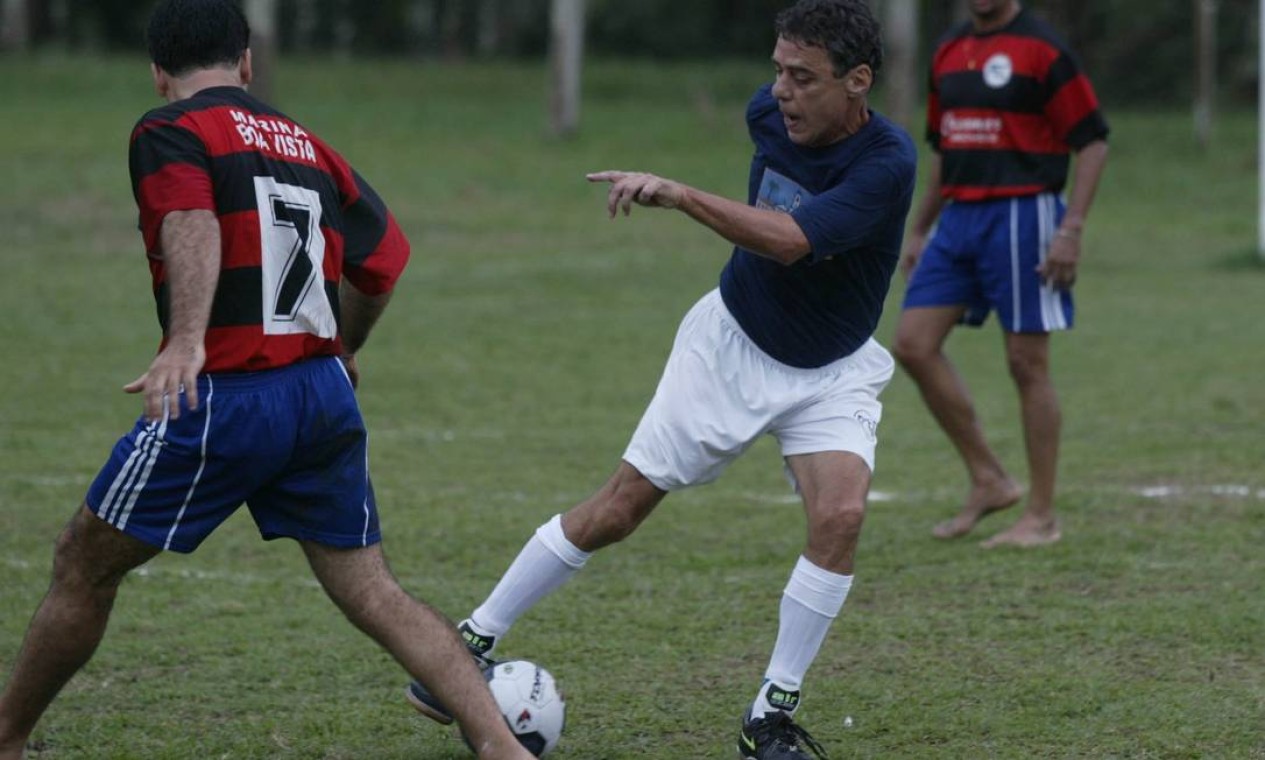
[405,621,497,725]
[737,710,829,760]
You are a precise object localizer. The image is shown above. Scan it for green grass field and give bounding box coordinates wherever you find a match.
[1,55,1262,759]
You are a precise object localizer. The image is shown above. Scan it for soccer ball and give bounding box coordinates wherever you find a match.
[483,660,565,756]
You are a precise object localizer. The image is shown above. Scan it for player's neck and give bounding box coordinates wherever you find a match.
[972,2,1021,34]
[161,61,247,103]
[165,68,246,103]
[829,101,870,145]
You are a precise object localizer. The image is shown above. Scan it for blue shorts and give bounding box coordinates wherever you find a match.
[902,193,1074,333]
[86,357,380,553]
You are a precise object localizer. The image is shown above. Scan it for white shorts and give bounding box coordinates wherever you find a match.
[623,289,895,491]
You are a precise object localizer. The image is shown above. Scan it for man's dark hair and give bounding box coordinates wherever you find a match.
[147,0,250,77]
[775,0,883,78]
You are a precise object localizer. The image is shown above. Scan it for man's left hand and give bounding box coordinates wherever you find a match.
[340,354,360,389]
[1038,234,1080,289]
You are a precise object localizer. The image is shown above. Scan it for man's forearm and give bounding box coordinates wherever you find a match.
[339,281,392,355]
[909,155,945,235]
[1061,139,1109,231]
[676,186,811,265]
[160,210,220,349]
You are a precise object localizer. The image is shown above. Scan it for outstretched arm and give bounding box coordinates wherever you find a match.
[586,170,811,265]
[123,209,218,422]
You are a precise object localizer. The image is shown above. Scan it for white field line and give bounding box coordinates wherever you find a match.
[132,564,321,589]
[1131,484,1265,500]
[743,484,1265,506]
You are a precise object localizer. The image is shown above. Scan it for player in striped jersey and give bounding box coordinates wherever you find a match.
[0,2,532,758]
[892,0,1109,548]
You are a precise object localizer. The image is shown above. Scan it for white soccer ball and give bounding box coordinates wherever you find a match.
[484,660,566,756]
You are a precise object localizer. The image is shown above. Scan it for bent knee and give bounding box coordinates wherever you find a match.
[891,336,937,370]
[809,501,867,540]
[51,531,122,597]
[1005,354,1051,387]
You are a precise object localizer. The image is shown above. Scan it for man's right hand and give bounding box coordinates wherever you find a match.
[123,340,205,422]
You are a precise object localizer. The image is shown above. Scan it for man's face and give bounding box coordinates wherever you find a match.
[770,36,855,148]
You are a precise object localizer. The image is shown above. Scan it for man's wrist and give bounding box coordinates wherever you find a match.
[1059,214,1086,233]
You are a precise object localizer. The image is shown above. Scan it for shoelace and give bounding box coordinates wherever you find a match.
[751,711,830,759]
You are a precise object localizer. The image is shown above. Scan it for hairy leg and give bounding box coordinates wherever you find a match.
[787,450,871,573]
[559,461,667,552]
[300,541,531,760]
[743,452,867,715]
[981,332,1062,548]
[893,306,1023,538]
[0,505,160,760]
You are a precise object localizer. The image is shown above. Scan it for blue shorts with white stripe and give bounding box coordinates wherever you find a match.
[902,192,1075,333]
[86,356,379,553]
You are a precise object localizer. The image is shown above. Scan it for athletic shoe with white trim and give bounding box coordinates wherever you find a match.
[737,709,829,760]
[405,620,497,725]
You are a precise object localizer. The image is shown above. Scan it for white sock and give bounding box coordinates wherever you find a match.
[751,556,853,719]
[469,514,590,640]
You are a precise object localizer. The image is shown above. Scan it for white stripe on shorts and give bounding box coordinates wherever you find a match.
[361,446,371,546]
[163,378,214,550]
[116,410,172,531]
[100,413,168,527]
[1040,193,1069,330]
[1010,198,1022,332]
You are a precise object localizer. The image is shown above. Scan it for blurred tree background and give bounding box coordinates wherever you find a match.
[0,0,1259,106]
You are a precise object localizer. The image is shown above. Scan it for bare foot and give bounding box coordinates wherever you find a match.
[979,514,1061,549]
[931,479,1024,539]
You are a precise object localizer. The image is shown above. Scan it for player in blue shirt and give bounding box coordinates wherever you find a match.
[408,1,915,757]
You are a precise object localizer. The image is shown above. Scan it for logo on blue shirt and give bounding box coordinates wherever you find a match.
[755,168,810,214]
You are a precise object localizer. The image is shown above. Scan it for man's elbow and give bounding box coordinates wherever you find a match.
[770,239,811,266]
[1080,140,1109,161]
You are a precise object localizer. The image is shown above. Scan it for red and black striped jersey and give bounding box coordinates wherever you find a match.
[926,10,1109,202]
[128,86,410,373]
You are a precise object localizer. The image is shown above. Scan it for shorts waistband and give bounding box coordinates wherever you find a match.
[193,356,343,393]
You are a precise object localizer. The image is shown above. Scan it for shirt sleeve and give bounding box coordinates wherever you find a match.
[129,118,214,253]
[790,156,911,262]
[925,67,943,152]
[1042,50,1110,149]
[330,155,410,295]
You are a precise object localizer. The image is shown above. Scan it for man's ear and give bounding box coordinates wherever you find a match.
[844,64,873,97]
[239,49,253,86]
[151,63,170,100]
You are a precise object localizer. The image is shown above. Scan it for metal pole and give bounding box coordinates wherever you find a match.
[548,0,584,138]
[883,0,919,131]
[1194,0,1216,148]
[1259,0,1265,257]
[245,0,278,104]
[1,0,28,51]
